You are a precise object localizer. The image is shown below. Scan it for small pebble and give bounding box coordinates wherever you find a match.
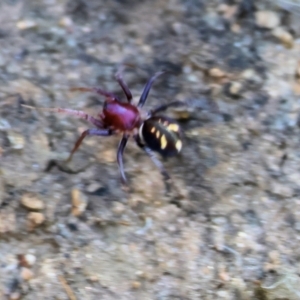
[212,216,227,225]
[27,212,45,229]
[21,194,44,210]
[7,131,25,150]
[86,182,103,193]
[217,3,229,14]
[272,27,294,48]
[20,267,34,281]
[16,20,37,30]
[186,74,198,82]
[255,11,280,29]
[0,119,11,131]
[171,106,192,120]
[219,271,230,282]
[9,292,21,300]
[171,22,184,35]
[242,69,256,80]
[263,262,276,272]
[209,67,226,78]
[271,182,293,198]
[218,4,237,20]
[216,290,230,298]
[71,188,88,217]
[268,250,280,263]
[88,275,99,282]
[112,202,126,216]
[231,23,241,33]
[131,281,141,289]
[135,270,145,278]
[241,69,262,84]
[229,81,242,96]
[59,16,73,29]
[24,254,36,267]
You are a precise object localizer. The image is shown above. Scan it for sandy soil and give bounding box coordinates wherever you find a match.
[1,0,300,299]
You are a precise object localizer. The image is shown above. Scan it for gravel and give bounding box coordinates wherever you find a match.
[1,0,300,299]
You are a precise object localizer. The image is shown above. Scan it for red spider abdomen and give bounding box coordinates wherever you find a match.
[102,100,141,131]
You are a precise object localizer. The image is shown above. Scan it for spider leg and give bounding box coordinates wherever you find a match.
[134,136,170,181]
[117,134,129,184]
[67,128,113,162]
[137,71,165,108]
[115,65,133,103]
[148,100,186,116]
[70,87,120,101]
[22,105,103,128]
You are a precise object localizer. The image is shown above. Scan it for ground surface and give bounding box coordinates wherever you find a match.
[1,0,300,299]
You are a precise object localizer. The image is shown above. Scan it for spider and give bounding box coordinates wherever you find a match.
[23,67,184,184]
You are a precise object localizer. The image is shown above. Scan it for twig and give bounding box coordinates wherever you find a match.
[58,275,77,300]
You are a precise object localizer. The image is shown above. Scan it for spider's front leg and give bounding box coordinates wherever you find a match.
[22,105,104,128]
[138,71,165,108]
[67,128,113,162]
[115,65,133,103]
[45,128,112,174]
[70,87,120,101]
[117,134,129,184]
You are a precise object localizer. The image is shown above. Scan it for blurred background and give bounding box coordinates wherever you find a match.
[1,0,300,299]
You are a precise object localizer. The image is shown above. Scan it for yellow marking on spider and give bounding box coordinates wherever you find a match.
[156,131,160,138]
[167,123,179,132]
[175,140,182,152]
[161,134,167,149]
[151,127,156,133]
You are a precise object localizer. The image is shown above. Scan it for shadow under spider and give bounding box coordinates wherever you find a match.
[45,159,92,174]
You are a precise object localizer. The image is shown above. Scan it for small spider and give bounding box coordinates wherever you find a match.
[23,67,184,184]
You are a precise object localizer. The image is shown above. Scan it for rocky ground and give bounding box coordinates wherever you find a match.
[1,0,300,299]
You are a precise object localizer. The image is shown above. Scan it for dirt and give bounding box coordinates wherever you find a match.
[1,0,300,299]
